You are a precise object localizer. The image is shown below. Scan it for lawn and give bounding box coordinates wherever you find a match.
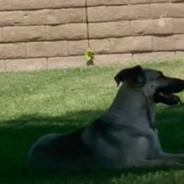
[1,58,184,184]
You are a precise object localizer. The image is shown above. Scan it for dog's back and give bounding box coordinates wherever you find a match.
[28,128,95,172]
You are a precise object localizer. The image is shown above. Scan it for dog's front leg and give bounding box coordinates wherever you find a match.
[145,131,184,163]
[136,159,184,168]
[159,152,184,163]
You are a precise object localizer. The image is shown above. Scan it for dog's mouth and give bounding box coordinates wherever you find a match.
[155,78,184,105]
[155,91,182,105]
[159,92,180,100]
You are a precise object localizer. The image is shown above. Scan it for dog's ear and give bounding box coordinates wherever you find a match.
[114,65,146,87]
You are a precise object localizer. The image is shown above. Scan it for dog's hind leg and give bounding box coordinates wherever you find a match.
[136,159,184,168]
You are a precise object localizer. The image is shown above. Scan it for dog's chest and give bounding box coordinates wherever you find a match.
[141,99,156,126]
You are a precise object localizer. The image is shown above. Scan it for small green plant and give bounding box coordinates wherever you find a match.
[84,48,94,66]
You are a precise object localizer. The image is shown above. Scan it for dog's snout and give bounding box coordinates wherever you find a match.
[161,78,184,94]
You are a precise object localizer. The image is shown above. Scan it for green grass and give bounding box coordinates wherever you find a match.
[1,58,184,184]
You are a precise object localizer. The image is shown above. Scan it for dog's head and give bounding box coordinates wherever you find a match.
[114,65,184,100]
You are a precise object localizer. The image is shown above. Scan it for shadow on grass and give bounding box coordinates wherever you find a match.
[1,106,184,183]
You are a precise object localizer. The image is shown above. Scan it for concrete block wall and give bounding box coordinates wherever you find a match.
[0,0,184,71]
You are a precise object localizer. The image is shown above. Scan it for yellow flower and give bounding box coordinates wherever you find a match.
[84,48,94,61]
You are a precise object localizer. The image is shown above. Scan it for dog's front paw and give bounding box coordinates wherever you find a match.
[165,160,184,168]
